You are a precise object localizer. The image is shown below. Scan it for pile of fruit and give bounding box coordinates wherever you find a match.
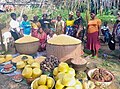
[53,62,83,89]
[16,56,42,79]
[91,68,113,82]
[0,54,12,64]
[32,75,55,89]
[40,55,60,72]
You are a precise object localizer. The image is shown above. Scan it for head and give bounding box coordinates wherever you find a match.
[76,10,81,17]
[90,11,96,19]
[57,15,62,21]
[38,27,44,33]
[117,12,120,17]
[10,13,16,20]
[22,14,28,21]
[42,14,47,19]
[104,22,108,26]
[33,16,38,21]
[49,30,54,37]
[69,11,74,20]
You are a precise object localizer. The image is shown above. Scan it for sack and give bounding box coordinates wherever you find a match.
[108,36,116,50]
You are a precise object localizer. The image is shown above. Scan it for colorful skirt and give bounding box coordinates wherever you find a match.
[86,31,100,51]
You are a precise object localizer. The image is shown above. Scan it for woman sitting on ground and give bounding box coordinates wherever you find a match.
[33,27,47,51]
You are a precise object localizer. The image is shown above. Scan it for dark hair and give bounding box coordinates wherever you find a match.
[10,13,16,17]
[42,14,47,17]
[22,14,27,18]
[90,10,95,14]
[76,9,80,13]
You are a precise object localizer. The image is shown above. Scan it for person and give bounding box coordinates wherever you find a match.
[47,30,57,40]
[65,11,75,37]
[86,11,102,58]
[31,16,41,37]
[9,13,21,40]
[101,22,111,43]
[20,14,31,36]
[39,14,51,33]
[55,15,65,35]
[112,12,120,49]
[74,10,85,41]
[34,27,47,51]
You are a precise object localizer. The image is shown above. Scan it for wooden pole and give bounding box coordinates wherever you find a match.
[0,23,5,51]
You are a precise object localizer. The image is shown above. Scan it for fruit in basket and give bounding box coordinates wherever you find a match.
[31,62,40,68]
[5,54,12,62]
[32,68,42,78]
[53,67,59,76]
[33,80,39,89]
[16,61,26,69]
[67,68,75,76]
[62,73,76,86]
[0,58,6,64]
[38,75,47,85]
[55,79,65,89]
[22,67,32,78]
[37,85,48,89]
[27,58,35,65]
[65,87,75,89]
[58,62,69,72]
[74,79,83,89]
[47,77,54,88]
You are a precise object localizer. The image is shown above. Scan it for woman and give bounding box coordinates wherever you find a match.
[86,11,101,58]
[31,16,41,37]
[34,27,47,51]
[55,15,65,35]
[20,14,31,36]
[112,12,120,49]
[65,11,75,37]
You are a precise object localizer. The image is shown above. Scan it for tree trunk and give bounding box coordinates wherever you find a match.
[119,0,120,10]
[86,0,90,23]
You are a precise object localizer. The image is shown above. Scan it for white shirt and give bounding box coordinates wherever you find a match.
[9,19,20,32]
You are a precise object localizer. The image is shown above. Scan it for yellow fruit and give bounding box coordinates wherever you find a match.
[27,58,35,65]
[47,77,54,88]
[53,67,59,76]
[56,72,65,81]
[55,79,64,89]
[22,67,32,78]
[37,85,48,89]
[0,58,6,64]
[33,80,39,89]
[32,68,42,78]
[5,54,12,62]
[31,62,40,68]
[74,80,83,89]
[16,61,26,69]
[62,74,76,86]
[65,86,75,89]
[25,65,31,68]
[38,75,47,85]
[58,62,69,72]
[67,68,75,76]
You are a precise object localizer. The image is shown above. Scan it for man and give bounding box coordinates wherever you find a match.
[74,10,85,41]
[9,13,21,40]
[39,14,51,33]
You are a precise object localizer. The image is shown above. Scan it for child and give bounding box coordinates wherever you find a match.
[101,22,111,43]
[47,30,57,40]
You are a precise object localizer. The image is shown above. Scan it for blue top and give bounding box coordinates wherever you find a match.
[20,21,31,35]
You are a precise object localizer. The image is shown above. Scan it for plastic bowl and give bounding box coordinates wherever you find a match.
[88,68,115,87]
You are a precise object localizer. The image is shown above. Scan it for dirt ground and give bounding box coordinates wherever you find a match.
[0,24,120,89]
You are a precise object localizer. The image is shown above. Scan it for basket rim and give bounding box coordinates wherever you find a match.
[15,41,39,44]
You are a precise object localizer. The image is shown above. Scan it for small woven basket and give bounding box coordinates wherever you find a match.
[15,41,39,54]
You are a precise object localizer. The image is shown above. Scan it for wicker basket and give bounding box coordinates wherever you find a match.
[15,41,39,54]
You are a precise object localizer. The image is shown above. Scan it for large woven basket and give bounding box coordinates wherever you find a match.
[15,41,39,54]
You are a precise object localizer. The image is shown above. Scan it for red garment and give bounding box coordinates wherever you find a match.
[33,31,47,49]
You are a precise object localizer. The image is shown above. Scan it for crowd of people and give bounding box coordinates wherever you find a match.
[9,10,120,58]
